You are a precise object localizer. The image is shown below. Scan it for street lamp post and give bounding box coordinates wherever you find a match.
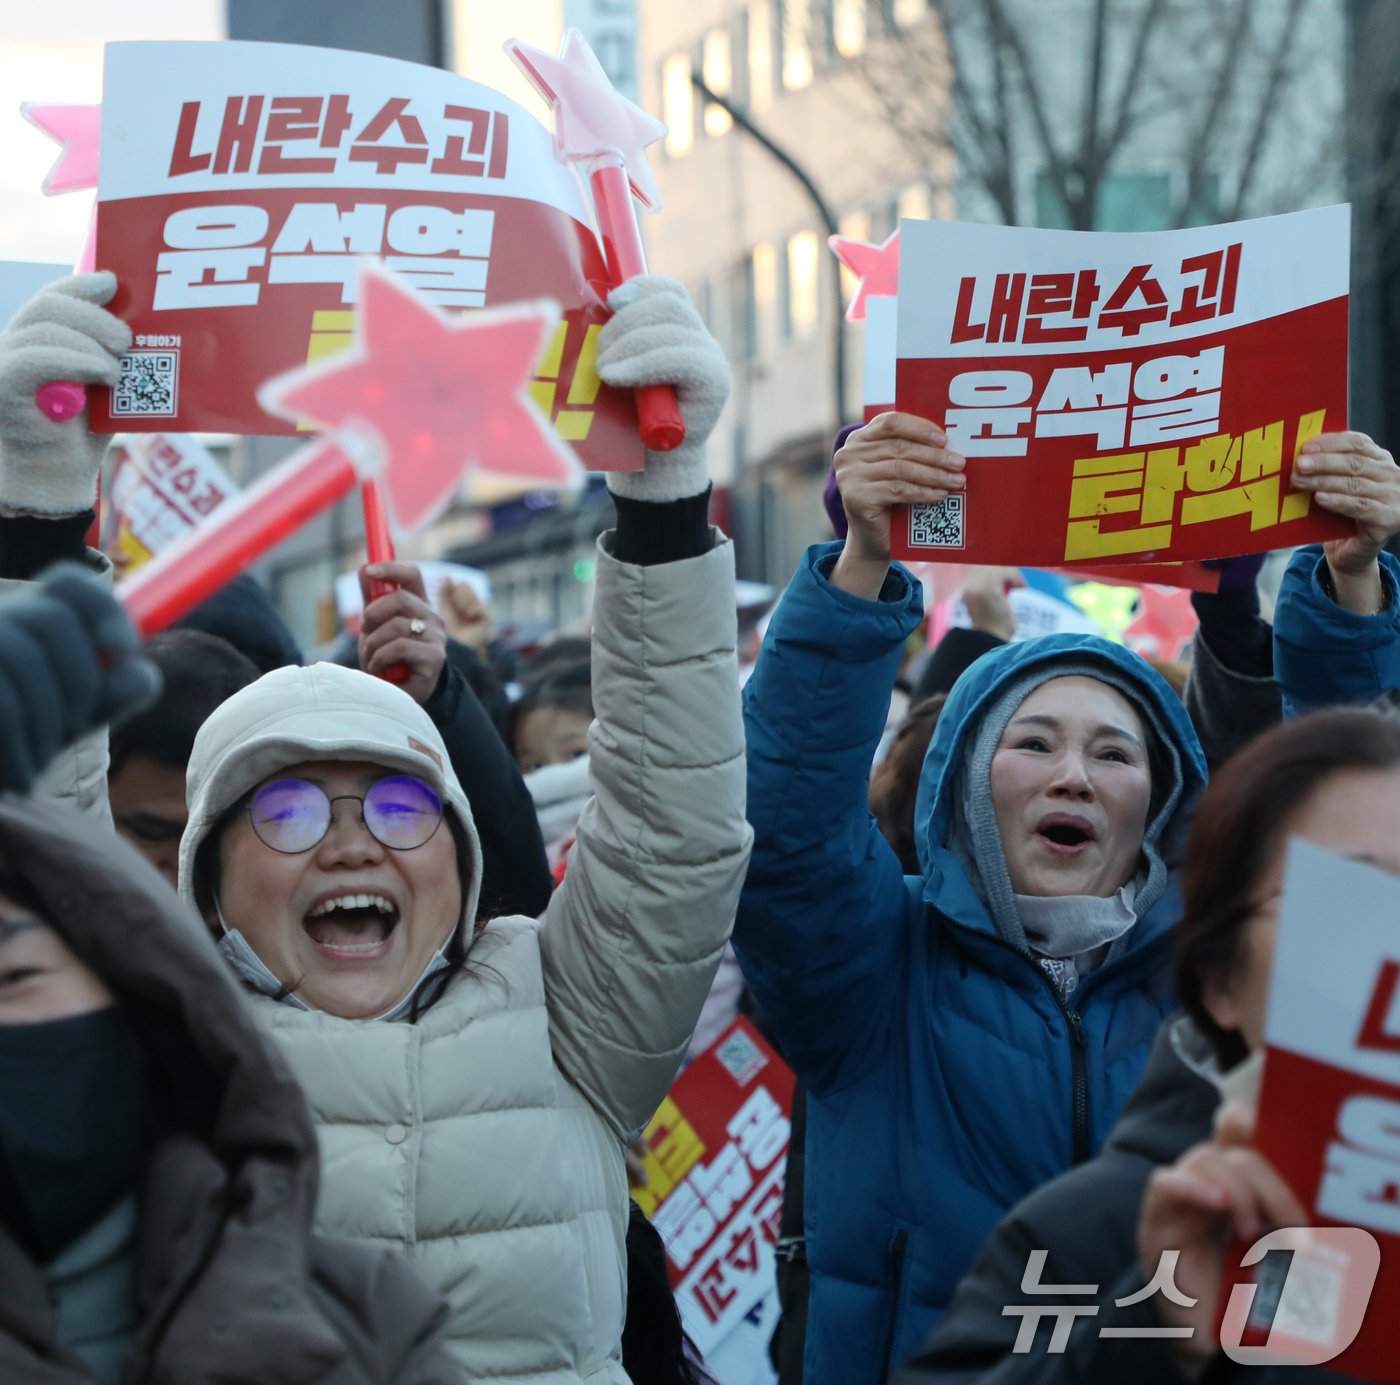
[690,72,849,430]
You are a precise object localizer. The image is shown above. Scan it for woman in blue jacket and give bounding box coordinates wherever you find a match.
[735,413,1400,1385]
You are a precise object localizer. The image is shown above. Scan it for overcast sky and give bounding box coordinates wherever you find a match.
[2,3,227,262]
[1,1,569,265]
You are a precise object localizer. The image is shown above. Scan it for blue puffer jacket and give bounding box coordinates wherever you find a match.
[735,544,1208,1385]
[1274,544,1400,716]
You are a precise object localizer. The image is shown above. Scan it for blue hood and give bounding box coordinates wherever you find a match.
[913,633,1207,935]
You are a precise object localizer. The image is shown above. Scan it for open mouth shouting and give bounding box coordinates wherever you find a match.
[1034,814,1097,857]
[303,889,402,960]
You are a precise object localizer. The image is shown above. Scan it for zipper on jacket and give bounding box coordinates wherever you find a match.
[945,921,1101,1168]
[1065,1007,1090,1165]
[879,1229,910,1385]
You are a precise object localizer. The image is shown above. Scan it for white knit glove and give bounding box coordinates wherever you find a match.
[596,275,731,502]
[0,272,131,516]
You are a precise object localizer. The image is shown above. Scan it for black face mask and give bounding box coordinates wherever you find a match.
[0,1006,150,1263]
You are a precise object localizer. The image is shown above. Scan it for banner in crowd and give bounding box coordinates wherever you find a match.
[0,260,70,324]
[90,41,643,473]
[334,559,490,636]
[100,432,237,568]
[1222,841,1400,1377]
[892,206,1350,567]
[633,1018,795,1360]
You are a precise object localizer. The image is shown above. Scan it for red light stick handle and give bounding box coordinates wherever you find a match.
[588,161,685,453]
[119,438,360,638]
[361,479,410,685]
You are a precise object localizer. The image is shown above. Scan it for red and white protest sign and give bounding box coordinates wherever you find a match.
[633,1019,796,1356]
[892,208,1349,567]
[1221,841,1400,1378]
[102,433,237,569]
[90,40,642,473]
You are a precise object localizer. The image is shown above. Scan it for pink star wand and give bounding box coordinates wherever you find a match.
[118,265,581,638]
[22,103,102,424]
[829,229,901,323]
[508,30,685,452]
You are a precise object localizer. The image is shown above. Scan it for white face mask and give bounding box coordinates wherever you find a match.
[213,893,453,1024]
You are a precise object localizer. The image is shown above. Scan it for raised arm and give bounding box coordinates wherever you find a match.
[1273,432,1400,715]
[538,277,752,1141]
[734,413,961,1093]
[0,272,130,817]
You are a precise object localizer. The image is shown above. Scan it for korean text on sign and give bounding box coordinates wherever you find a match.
[893,208,1350,567]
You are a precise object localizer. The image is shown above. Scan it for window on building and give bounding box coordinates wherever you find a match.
[783,0,813,89]
[832,0,865,55]
[702,29,733,135]
[749,0,775,109]
[1033,171,1218,231]
[744,243,779,358]
[662,54,695,156]
[892,0,927,28]
[787,230,821,338]
[898,182,932,223]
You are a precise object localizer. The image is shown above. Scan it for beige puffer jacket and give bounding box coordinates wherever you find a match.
[178,534,752,1383]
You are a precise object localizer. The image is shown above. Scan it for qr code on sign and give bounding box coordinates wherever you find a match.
[908,493,965,549]
[715,1027,767,1086]
[112,351,178,417]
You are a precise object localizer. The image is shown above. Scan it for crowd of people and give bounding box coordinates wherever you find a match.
[0,262,1397,1385]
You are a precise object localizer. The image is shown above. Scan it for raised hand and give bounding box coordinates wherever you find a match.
[831,411,965,598]
[358,561,447,706]
[1290,431,1400,613]
[595,275,729,503]
[0,272,130,517]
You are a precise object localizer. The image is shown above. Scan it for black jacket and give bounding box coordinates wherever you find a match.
[421,658,552,920]
[0,795,461,1384]
[894,1021,1355,1385]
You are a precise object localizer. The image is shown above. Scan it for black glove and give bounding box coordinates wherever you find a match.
[0,564,160,793]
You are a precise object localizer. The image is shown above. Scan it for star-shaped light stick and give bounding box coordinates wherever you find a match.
[829,229,901,322]
[118,265,580,638]
[23,103,103,422]
[507,29,684,452]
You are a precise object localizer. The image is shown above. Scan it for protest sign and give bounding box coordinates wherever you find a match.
[102,433,237,569]
[853,261,1214,591]
[633,1018,796,1360]
[893,207,1349,567]
[1217,841,1400,1378]
[90,40,643,474]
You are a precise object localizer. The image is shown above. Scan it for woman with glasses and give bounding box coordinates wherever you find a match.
[174,276,751,1385]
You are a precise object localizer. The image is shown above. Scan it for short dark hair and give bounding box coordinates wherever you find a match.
[870,695,948,874]
[109,631,259,775]
[1175,708,1400,1068]
[504,662,594,758]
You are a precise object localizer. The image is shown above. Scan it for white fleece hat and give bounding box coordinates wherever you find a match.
[177,662,484,939]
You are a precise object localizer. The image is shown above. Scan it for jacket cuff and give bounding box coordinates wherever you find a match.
[608,486,713,566]
[0,510,95,580]
[1273,545,1400,712]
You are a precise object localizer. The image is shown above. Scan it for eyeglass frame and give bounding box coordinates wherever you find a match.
[241,774,446,856]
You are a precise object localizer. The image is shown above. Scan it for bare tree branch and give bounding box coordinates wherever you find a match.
[1225,0,1311,220]
[1173,0,1253,225]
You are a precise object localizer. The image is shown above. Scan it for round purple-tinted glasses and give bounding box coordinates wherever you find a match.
[246,775,443,854]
